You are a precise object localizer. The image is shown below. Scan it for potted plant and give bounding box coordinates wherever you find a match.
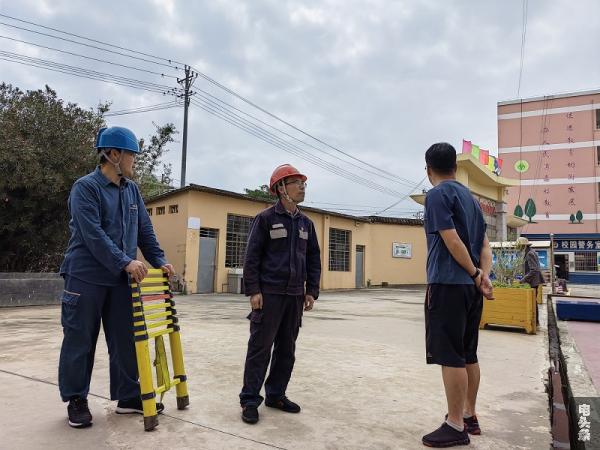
[480,246,537,334]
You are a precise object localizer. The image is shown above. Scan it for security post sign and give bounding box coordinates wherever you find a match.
[392,242,412,259]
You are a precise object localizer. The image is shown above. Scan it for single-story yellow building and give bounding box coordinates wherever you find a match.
[143,185,427,294]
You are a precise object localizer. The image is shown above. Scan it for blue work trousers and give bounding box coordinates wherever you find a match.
[240,294,304,407]
[58,275,139,402]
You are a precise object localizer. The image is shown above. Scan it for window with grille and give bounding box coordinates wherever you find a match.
[574,252,598,271]
[200,227,219,238]
[146,208,152,216]
[156,206,165,215]
[329,228,351,271]
[225,214,253,268]
[169,204,178,214]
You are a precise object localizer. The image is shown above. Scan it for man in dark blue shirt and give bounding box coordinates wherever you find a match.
[239,164,321,425]
[421,143,494,448]
[58,126,174,428]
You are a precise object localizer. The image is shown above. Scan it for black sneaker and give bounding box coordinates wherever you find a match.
[422,422,470,447]
[463,415,480,435]
[265,396,301,413]
[116,397,165,414]
[444,414,481,435]
[241,405,259,424]
[67,397,92,428]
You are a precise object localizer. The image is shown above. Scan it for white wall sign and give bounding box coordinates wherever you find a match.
[392,242,412,258]
[187,217,201,230]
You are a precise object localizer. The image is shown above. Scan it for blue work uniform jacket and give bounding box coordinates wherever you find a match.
[60,167,166,286]
[243,201,321,299]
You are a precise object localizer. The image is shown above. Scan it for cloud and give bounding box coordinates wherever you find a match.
[1,0,599,216]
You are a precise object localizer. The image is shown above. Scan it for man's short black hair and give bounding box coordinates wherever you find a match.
[425,142,457,175]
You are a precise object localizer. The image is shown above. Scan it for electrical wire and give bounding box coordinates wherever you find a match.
[0,13,187,67]
[190,97,413,198]
[0,13,422,189]
[104,101,182,117]
[371,176,428,215]
[194,89,419,188]
[517,0,528,98]
[0,20,183,71]
[0,50,178,95]
[0,34,178,79]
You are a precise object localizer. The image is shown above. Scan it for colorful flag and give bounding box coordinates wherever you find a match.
[479,149,489,165]
[462,139,472,154]
[471,144,480,159]
[495,158,503,175]
[488,155,496,172]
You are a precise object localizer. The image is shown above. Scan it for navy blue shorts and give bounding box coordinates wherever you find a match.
[425,284,483,368]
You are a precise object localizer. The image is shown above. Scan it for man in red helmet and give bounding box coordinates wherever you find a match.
[239,164,321,424]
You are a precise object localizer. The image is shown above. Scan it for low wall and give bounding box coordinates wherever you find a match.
[0,273,63,307]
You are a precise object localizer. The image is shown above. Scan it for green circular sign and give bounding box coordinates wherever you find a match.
[514,160,529,173]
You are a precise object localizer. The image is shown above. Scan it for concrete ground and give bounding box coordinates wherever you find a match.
[0,287,551,449]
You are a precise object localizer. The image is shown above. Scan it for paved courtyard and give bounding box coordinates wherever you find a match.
[0,287,551,449]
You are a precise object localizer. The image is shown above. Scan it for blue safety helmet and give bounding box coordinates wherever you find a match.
[94,126,140,153]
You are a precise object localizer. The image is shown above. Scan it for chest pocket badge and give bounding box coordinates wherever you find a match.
[270,228,288,239]
[299,229,308,240]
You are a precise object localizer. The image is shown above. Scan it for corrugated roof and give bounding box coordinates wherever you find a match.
[364,216,424,226]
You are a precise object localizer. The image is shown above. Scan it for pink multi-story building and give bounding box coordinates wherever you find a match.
[498,89,600,284]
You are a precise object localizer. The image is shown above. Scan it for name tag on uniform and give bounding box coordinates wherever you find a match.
[270,228,288,239]
[271,223,284,228]
[299,229,308,240]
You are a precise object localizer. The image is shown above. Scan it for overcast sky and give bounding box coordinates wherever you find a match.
[1,0,599,216]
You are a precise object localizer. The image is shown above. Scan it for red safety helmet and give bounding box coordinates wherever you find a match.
[269,164,307,194]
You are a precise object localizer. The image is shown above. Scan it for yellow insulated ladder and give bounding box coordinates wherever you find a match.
[131,268,189,431]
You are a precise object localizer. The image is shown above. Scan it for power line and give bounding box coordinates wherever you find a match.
[0,20,182,72]
[189,100,401,197]
[0,13,186,67]
[104,101,182,117]
[0,13,427,198]
[189,97,412,198]
[193,68,415,184]
[0,34,178,79]
[194,89,419,188]
[517,0,528,98]
[371,176,428,215]
[0,50,178,95]
[189,96,416,196]
[305,200,421,209]
[0,13,418,190]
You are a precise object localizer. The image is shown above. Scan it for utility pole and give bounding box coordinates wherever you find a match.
[177,65,197,188]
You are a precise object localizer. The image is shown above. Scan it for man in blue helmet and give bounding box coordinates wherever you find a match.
[58,126,174,428]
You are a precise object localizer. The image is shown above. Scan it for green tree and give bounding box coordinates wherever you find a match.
[244,184,277,202]
[524,198,536,223]
[0,84,175,271]
[569,214,576,224]
[0,84,106,271]
[514,204,523,218]
[575,210,583,223]
[135,122,178,198]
